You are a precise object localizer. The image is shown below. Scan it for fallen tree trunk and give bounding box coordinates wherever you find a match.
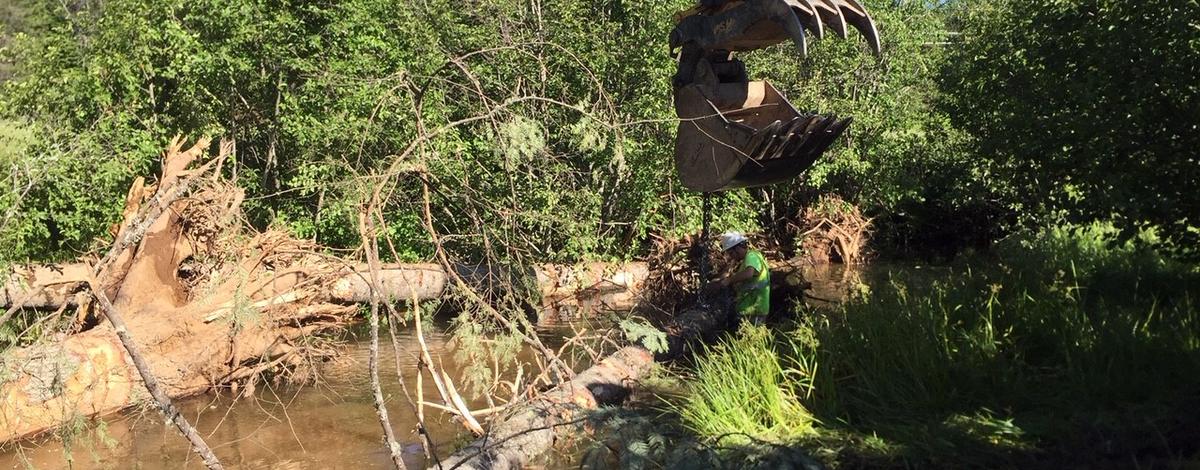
[0,138,360,444]
[2,262,648,314]
[433,346,654,470]
[0,264,92,311]
[0,137,651,446]
[433,302,732,470]
[0,260,649,444]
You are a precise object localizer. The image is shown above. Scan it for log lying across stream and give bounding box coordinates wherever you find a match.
[0,138,653,444]
[1,262,649,314]
[433,303,730,470]
[0,261,650,443]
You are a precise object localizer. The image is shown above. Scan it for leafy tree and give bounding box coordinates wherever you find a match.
[736,0,996,257]
[940,0,1200,253]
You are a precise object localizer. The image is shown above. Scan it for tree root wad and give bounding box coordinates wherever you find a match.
[0,139,653,445]
[0,138,369,443]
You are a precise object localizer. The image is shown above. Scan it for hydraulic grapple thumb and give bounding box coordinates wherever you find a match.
[670,0,881,192]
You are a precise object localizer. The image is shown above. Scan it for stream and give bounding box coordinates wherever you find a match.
[0,264,876,469]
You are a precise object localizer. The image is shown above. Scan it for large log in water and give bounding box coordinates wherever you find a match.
[3,262,648,313]
[0,261,649,443]
[0,138,652,445]
[434,347,655,470]
[433,303,730,470]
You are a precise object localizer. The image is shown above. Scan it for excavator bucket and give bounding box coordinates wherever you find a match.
[670,0,880,192]
[675,81,850,192]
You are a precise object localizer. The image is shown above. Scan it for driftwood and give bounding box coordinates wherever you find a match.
[0,137,650,446]
[0,260,650,444]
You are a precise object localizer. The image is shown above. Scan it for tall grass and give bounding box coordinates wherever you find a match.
[678,324,816,442]
[679,223,1200,466]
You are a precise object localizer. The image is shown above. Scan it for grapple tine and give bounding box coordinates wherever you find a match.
[832,0,882,54]
[813,0,849,38]
[784,0,824,40]
[772,0,811,58]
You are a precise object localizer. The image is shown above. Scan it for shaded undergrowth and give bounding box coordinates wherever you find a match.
[592,223,1200,469]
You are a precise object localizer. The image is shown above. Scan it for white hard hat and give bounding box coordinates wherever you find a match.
[719,232,748,251]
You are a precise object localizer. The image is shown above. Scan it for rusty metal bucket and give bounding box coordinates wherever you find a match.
[674,80,851,192]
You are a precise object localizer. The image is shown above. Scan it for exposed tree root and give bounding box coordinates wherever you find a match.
[0,138,649,446]
[794,195,872,265]
[0,138,360,444]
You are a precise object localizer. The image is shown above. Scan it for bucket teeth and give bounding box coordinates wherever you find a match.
[746,120,784,157]
[673,84,853,192]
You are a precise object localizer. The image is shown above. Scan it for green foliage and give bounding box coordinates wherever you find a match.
[1,0,1194,264]
[743,0,992,255]
[0,0,965,264]
[619,317,668,354]
[781,222,1200,465]
[941,0,1200,254]
[670,222,1197,467]
[0,0,737,263]
[451,313,524,397]
[0,119,37,259]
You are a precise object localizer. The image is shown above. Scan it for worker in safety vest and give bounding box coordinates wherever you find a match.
[714,232,770,325]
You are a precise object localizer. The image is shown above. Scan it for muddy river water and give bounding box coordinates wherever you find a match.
[0,264,874,469]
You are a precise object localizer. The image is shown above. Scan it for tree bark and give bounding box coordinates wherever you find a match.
[3,262,648,314]
[433,300,735,470]
[433,346,655,470]
[0,260,650,443]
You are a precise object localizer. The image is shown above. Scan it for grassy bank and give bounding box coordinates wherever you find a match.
[666,223,1200,468]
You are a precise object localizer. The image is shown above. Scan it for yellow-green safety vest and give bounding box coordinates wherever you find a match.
[735,249,770,317]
